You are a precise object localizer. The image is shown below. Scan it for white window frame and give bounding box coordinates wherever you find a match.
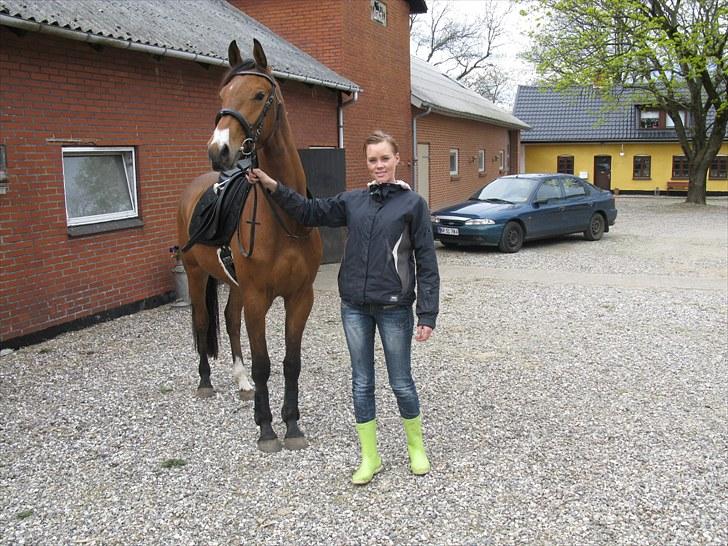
[62,146,138,227]
[499,150,506,172]
[478,149,485,173]
[371,0,387,26]
[449,148,459,176]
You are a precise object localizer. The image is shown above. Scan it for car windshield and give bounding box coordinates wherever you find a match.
[470,177,540,204]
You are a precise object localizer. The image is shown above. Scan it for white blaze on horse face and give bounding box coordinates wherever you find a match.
[211,127,230,149]
[232,356,254,393]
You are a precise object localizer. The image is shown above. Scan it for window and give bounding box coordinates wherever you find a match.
[371,0,387,26]
[62,147,138,226]
[478,149,485,173]
[672,156,689,179]
[535,178,563,202]
[498,150,505,172]
[710,156,727,179]
[639,108,688,130]
[563,177,587,198]
[633,156,651,179]
[639,110,660,129]
[449,149,459,176]
[557,155,574,174]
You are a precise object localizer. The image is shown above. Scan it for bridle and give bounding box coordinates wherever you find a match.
[211,68,308,260]
[214,69,280,159]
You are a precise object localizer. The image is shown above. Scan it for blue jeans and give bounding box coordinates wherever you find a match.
[340,301,421,423]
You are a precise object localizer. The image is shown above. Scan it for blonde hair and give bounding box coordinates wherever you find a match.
[363,130,399,155]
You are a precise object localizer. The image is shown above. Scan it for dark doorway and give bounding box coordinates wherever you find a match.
[298,148,346,264]
[594,155,612,190]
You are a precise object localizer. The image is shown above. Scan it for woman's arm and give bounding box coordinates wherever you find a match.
[411,197,440,338]
[248,168,347,227]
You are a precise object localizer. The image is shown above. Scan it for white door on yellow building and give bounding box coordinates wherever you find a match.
[416,143,430,205]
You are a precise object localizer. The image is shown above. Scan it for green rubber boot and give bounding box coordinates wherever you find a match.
[402,414,430,475]
[352,419,383,485]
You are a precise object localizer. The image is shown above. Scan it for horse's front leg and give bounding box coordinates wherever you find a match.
[225,287,254,401]
[243,295,280,452]
[281,287,315,450]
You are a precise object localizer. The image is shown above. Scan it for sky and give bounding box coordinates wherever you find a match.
[412,0,538,108]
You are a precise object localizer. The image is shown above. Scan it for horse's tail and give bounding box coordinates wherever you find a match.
[193,276,219,359]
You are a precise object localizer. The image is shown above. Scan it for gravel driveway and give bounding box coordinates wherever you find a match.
[2,196,726,546]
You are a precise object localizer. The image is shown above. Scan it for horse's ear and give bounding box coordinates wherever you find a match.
[253,39,268,70]
[228,40,242,67]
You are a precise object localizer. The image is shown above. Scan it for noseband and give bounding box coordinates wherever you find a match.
[214,70,279,158]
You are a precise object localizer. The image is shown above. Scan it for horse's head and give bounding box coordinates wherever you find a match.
[208,39,280,171]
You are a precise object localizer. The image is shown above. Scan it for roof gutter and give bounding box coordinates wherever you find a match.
[0,15,361,93]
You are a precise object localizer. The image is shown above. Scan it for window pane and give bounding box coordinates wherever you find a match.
[63,149,137,225]
[633,156,651,178]
[536,179,563,201]
[710,156,727,179]
[557,155,574,174]
[478,149,485,172]
[449,149,458,175]
[563,177,586,197]
[640,110,660,129]
[665,111,686,128]
[672,156,689,178]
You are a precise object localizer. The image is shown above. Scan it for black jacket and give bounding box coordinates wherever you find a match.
[271,181,440,328]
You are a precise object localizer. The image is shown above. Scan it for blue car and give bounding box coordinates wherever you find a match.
[431,174,618,253]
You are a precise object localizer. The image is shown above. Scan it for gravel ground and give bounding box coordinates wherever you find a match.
[1,196,727,546]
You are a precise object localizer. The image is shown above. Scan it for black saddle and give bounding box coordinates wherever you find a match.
[182,158,254,253]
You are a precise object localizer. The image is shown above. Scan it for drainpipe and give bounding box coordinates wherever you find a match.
[412,106,432,192]
[337,91,359,148]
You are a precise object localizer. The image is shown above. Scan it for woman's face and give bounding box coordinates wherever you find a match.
[366,141,400,183]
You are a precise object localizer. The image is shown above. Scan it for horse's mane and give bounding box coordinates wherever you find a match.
[220,59,262,88]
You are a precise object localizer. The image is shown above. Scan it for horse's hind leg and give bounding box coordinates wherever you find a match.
[188,266,219,398]
[243,294,280,452]
[281,287,315,450]
[225,288,254,400]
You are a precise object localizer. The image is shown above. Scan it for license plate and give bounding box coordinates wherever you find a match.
[437,226,459,236]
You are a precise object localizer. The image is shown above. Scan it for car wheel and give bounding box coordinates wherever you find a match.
[584,213,605,241]
[498,221,523,253]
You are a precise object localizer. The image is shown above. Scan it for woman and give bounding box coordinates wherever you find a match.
[248,130,439,485]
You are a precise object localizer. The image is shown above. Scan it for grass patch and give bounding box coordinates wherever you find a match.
[16,509,33,520]
[161,458,187,469]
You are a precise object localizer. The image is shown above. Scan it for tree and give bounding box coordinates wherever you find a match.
[410,0,514,104]
[524,0,728,204]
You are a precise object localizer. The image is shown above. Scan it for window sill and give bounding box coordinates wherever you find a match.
[68,217,144,237]
[633,177,652,181]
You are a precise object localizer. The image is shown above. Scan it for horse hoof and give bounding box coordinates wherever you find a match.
[196,387,216,399]
[238,389,255,401]
[284,436,308,451]
[257,438,282,453]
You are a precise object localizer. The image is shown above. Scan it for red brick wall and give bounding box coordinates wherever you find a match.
[415,111,513,210]
[0,28,338,341]
[231,0,415,189]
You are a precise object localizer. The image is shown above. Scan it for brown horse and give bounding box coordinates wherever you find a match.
[176,40,322,452]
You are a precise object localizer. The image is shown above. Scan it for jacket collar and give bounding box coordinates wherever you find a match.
[367,180,411,201]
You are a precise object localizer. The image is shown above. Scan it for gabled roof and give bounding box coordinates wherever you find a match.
[410,56,529,130]
[513,85,723,143]
[0,0,360,93]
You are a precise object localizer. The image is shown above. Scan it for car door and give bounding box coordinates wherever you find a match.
[561,176,593,232]
[526,177,565,238]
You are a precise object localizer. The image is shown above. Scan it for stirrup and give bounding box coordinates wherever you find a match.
[217,246,239,286]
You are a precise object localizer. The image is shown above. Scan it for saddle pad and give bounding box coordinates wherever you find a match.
[183,164,252,251]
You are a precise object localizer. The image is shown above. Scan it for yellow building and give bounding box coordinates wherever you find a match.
[513,86,728,194]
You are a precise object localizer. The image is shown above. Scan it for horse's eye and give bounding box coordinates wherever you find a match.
[255,91,265,100]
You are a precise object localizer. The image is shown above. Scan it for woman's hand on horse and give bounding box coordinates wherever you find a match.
[247,168,278,192]
[415,325,433,342]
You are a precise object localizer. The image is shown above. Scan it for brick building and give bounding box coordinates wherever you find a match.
[1,0,525,346]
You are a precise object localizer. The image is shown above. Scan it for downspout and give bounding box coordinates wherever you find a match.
[337,91,359,148]
[412,106,432,192]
